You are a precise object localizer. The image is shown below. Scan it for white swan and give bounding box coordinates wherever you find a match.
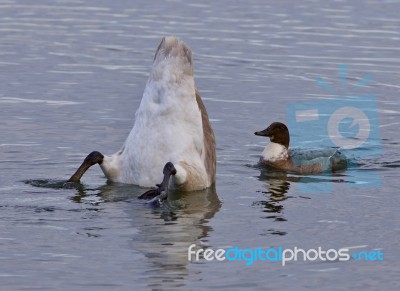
[68,37,216,198]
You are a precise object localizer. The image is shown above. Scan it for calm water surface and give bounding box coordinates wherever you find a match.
[1,0,399,290]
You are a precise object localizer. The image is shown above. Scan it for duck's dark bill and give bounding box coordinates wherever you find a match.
[254,129,269,137]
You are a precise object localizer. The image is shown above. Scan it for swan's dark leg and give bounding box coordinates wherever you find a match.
[67,151,104,183]
[138,162,177,202]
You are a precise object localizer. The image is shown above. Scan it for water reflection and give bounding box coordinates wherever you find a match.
[258,170,291,200]
[254,165,353,230]
[71,183,221,289]
[255,170,291,230]
[70,181,141,203]
[129,187,221,289]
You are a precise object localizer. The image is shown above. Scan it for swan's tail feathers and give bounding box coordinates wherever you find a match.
[153,36,193,74]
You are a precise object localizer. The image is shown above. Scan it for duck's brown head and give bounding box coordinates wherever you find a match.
[255,122,290,148]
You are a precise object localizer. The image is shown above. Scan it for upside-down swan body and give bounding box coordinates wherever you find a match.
[68,37,216,199]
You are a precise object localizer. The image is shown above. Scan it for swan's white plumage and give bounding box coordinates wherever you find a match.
[100,37,213,190]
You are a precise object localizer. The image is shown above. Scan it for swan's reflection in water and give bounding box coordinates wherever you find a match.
[72,183,221,289]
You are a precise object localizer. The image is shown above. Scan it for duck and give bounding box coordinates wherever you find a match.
[254,122,347,174]
[67,37,216,200]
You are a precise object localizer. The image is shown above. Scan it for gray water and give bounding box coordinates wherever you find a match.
[1,0,399,290]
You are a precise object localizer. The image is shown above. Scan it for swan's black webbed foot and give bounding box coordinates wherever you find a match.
[138,162,177,205]
[66,151,104,185]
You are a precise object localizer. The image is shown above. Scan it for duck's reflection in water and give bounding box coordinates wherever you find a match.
[255,170,291,235]
[72,183,221,289]
[255,167,348,235]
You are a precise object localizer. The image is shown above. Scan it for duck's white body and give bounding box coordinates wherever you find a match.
[99,37,215,190]
[261,142,289,162]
